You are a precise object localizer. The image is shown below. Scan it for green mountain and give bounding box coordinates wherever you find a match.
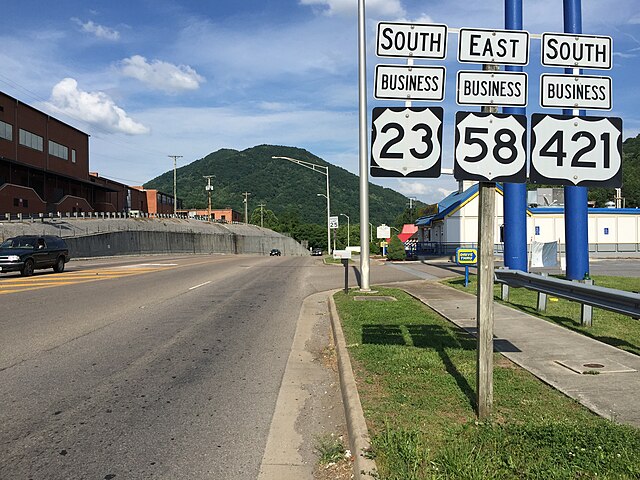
[143,144,415,226]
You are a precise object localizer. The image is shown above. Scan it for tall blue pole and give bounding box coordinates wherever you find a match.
[563,0,590,280]
[503,0,528,272]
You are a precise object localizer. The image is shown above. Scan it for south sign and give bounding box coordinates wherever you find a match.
[377,22,448,59]
[458,28,529,66]
[541,33,612,70]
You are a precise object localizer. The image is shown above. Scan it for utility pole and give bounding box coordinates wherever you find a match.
[408,197,417,222]
[476,63,499,421]
[204,175,215,222]
[168,155,183,217]
[242,192,251,224]
[258,202,266,228]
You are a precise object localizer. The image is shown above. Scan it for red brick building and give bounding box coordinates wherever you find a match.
[0,91,181,216]
[181,208,242,223]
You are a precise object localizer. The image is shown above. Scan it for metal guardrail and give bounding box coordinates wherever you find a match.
[494,269,640,318]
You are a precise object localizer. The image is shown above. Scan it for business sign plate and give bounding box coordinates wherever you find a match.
[456,71,527,107]
[540,74,611,110]
[375,65,446,102]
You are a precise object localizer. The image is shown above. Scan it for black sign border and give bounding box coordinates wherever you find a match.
[454,111,528,183]
[456,70,528,107]
[370,106,444,178]
[539,73,612,110]
[376,21,448,60]
[457,27,530,66]
[529,113,623,188]
[374,64,446,102]
[541,32,613,70]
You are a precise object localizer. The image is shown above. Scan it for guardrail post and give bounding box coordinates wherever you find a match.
[501,283,509,301]
[5,213,10,221]
[18,213,22,221]
[581,278,593,326]
[537,273,548,312]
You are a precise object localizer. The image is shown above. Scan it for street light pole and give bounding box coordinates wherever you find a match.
[317,193,331,254]
[258,202,266,228]
[272,155,331,254]
[204,175,215,222]
[168,155,183,217]
[242,192,251,224]
[340,213,350,247]
[358,0,370,290]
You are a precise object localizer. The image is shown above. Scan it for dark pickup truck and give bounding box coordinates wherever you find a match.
[0,235,70,276]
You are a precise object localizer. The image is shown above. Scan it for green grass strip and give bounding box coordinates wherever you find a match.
[334,288,640,479]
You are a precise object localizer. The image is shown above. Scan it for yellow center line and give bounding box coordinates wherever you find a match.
[0,256,234,295]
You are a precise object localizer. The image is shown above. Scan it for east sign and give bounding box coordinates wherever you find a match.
[458,28,530,65]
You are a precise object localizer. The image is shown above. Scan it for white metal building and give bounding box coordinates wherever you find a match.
[415,182,640,256]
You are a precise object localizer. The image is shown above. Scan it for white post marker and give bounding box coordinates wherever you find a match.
[376,224,391,239]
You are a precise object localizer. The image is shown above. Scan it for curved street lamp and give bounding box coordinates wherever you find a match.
[273,156,331,254]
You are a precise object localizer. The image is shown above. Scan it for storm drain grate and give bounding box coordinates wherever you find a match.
[353,296,397,302]
[555,359,637,375]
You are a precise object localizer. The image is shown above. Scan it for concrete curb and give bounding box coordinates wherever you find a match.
[328,294,378,479]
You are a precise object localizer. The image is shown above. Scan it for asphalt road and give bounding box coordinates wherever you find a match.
[1,254,634,479]
[0,254,422,480]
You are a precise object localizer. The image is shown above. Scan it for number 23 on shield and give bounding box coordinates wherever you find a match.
[370,107,443,178]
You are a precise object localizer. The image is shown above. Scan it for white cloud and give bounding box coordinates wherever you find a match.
[72,18,120,41]
[396,180,453,204]
[299,0,405,18]
[46,78,149,135]
[120,55,205,93]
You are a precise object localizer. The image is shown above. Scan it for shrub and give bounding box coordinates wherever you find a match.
[387,235,406,261]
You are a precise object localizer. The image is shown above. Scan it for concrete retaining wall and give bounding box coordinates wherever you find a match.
[0,218,310,258]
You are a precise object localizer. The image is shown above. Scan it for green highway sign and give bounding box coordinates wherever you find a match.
[456,248,478,265]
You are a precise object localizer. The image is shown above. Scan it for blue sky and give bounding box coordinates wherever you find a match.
[1,0,638,203]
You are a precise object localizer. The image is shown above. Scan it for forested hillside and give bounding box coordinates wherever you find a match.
[144,144,417,226]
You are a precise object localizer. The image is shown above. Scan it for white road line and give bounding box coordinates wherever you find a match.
[116,263,179,269]
[189,281,211,290]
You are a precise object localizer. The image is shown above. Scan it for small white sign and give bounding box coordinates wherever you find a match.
[375,65,446,102]
[530,114,622,187]
[377,22,448,59]
[454,112,527,183]
[377,225,391,239]
[541,32,612,70]
[333,249,352,260]
[458,28,529,65]
[456,71,527,107]
[329,216,339,229]
[540,74,611,110]
[370,107,443,178]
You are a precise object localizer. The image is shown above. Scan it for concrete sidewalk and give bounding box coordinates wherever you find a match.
[397,280,640,427]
